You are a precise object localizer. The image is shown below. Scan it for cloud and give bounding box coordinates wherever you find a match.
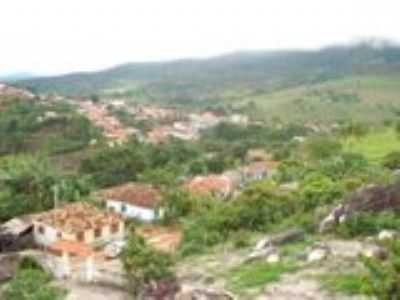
[0,0,399,74]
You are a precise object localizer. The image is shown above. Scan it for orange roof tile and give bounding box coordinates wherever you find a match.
[36,203,121,234]
[99,183,162,208]
[186,175,233,196]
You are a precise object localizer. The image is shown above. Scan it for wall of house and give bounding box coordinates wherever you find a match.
[33,221,61,247]
[33,221,125,247]
[106,200,162,222]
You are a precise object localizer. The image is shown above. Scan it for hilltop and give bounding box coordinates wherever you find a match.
[15,40,400,124]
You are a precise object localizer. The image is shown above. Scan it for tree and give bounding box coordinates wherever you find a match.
[121,234,176,298]
[0,155,91,221]
[305,137,342,160]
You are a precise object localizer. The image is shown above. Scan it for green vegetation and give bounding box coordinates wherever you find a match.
[0,101,101,156]
[343,129,400,163]
[121,234,176,297]
[228,262,298,291]
[337,212,400,238]
[4,261,65,300]
[319,273,366,296]
[0,155,91,221]
[361,240,400,299]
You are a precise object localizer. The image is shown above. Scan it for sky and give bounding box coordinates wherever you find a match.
[0,0,399,75]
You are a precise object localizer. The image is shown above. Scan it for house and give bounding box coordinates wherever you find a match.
[241,161,279,183]
[246,149,272,162]
[33,202,124,248]
[100,183,163,222]
[185,175,235,199]
[229,114,249,125]
[47,240,96,281]
[147,126,172,144]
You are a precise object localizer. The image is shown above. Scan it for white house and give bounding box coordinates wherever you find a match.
[100,183,163,222]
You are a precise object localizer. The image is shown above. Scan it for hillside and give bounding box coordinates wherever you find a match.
[17,42,400,102]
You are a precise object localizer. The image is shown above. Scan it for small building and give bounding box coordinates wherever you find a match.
[33,203,124,248]
[185,175,235,199]
[241,161,279,183]
[100,183,163,222]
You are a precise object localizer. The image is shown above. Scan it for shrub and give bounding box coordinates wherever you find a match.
[121,234,175,297]
[382,151,400,170]
[336,213,400,238]
[361,240,400,299]
[4,269,65,300]
[298,173,343,211]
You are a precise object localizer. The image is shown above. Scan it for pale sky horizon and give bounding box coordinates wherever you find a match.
[1,0,399,76]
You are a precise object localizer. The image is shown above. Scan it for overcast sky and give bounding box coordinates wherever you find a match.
[0,0,399,75]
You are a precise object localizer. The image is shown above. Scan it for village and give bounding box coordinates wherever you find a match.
[0,89,284,298]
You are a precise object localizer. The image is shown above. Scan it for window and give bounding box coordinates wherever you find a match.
[111,222,119,234]
[122,204,128,213]
[38,226,45,235]
[94,227,102,238]
[77,231,85,242]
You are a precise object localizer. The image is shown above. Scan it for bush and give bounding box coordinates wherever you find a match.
[298,173,343,211]
[180,182,297,255]
[361,240,400,299]
[336,213,400,238]
[121,234,175,297]
[383,151,400,170]
[4,269,65,300]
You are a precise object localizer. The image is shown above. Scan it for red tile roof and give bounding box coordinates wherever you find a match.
[186,175,233,197]
[36,203,121,234]
[100,183,162,208]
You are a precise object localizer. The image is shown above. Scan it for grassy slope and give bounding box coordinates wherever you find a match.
[343,128,400,163]
[241,74,400,124]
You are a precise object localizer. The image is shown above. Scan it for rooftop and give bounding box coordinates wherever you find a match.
[186,175,233,196]
[36,202,121,234]
[99,183,162,208]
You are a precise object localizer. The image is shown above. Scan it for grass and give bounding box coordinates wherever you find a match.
[318,273,367,296]
[343,129,400,163]
[246,74,400,124]
[227,262,298,291]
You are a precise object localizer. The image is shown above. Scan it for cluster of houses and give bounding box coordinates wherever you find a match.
[0,83,35,99]
[185,160,279,199]
[78,101,139,146]
[0,149,279,284]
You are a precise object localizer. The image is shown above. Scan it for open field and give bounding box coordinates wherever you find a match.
[343,128,400,163]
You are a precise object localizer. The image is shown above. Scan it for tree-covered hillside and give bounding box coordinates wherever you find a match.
[17,41,400,103]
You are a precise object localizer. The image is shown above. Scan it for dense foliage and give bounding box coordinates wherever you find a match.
[0,155,91,221]
[121,234,176,297]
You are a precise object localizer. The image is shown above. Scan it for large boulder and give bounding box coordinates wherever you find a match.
[320,183,400,232]
[0,254,20,282]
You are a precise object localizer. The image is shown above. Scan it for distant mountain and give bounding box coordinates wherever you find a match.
[1,72,37,82]
[16,41,400,104]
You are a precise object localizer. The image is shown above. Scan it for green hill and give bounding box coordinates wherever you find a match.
[16,41,400,123]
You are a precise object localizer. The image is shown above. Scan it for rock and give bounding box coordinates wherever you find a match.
[254,237,272,251]
[0,254,20,282]
[246,246,277,263]
[320,182,400,232]
[378,230,398,241]
[307,245,330,262]
[362,245,388,260]
[266,253,280,263]
[271,229,305,246]
[253,228,305,252]
[175,286,235,300]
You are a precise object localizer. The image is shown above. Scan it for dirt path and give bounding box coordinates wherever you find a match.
[64,281,131,300]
